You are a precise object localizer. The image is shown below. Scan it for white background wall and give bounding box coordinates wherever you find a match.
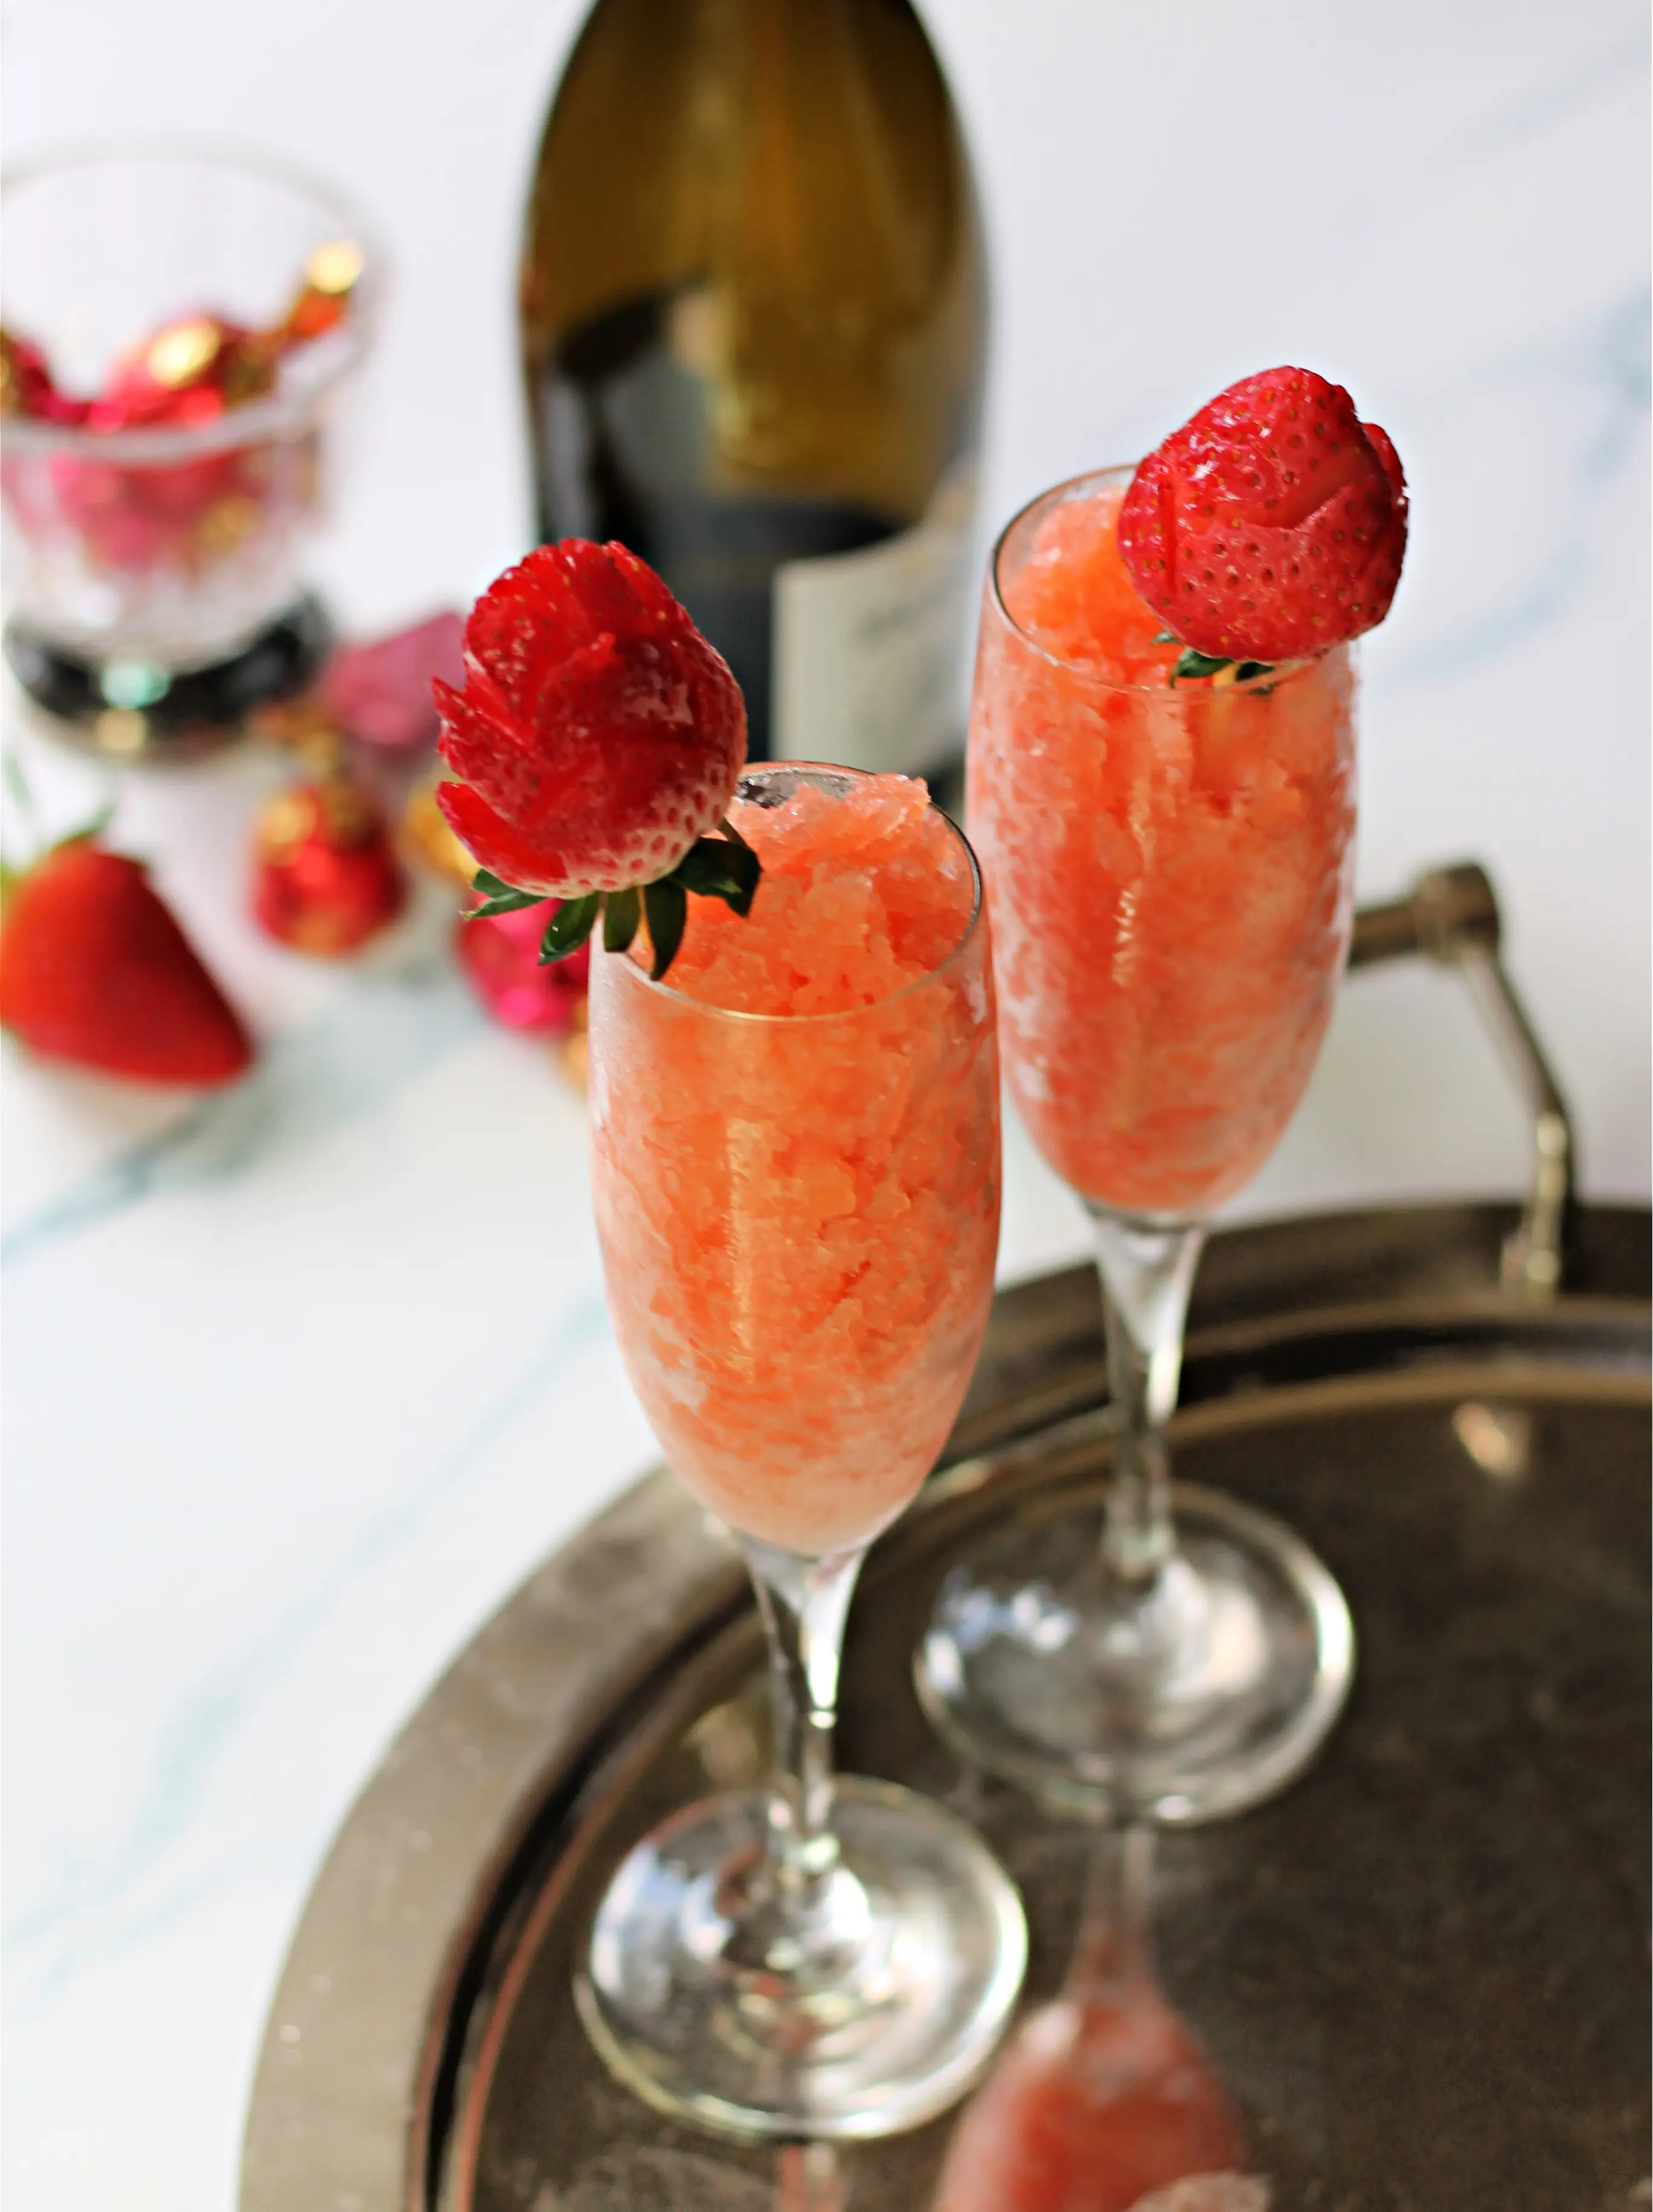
[2,5,1648,2209]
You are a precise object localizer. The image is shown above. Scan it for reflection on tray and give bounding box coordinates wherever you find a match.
[933,1828,1259,2212]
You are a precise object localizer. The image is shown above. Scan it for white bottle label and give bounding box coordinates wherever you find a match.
[771,463,979,775]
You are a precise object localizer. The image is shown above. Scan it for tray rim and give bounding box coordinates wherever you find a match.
[237,1199,1651,2212]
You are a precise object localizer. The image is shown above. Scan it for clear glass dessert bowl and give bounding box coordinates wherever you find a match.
[1,141,380,752]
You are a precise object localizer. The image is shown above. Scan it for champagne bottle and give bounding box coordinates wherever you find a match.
[520,0,987,774]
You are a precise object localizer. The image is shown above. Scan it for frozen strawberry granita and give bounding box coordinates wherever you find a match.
[661,771,977,1013]
[590,767,999,1556]
[971,469,1356,1216]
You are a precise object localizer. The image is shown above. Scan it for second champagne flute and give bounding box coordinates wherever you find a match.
[918,461,1361,1824]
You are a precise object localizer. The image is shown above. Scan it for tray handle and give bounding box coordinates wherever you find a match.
[1347,862,1572,1297]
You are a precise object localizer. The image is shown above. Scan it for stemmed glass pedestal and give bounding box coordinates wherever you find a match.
[921,1208,1354,1823]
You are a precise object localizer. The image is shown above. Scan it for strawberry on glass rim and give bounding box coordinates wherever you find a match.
[1117,365,1407,682]
[434,539,757,979]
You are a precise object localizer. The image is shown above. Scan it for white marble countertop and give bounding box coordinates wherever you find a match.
[2,2,1648,2205]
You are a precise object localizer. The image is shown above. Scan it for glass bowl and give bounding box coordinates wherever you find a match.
[1,141,381,753]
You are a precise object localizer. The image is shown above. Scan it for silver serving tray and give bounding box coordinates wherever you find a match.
[241,871,1650,2212]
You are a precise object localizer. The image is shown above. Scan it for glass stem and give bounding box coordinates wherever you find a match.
[1088,1211,1206,1584]
[1068,1822,1155,2000]
[741,1537,867,1901]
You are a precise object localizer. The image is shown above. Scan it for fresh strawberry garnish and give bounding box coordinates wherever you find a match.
[435,541,757,978]
[0,838,253,1084]
[1118,367,1408,670]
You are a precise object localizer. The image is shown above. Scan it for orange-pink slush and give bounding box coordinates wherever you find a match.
[590,774,999,1555]
[970,476,1356,1216]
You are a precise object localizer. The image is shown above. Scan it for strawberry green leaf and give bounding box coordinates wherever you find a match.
[1171,646,1233,684]
[467,867,545,920]
[717,830,762,913]
[1168,647,1278,688]
[642,880,688,980]
[602,886,640,953]
[663,823,762,918]
[539,894,599,964]
[669,835,761,917]
[470,887,545,920]
[667,840,738,899]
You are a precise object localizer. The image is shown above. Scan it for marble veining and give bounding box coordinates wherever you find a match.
[3,968,485,1269]
[1387,288,1649,685]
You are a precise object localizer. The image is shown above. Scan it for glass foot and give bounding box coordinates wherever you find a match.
[576,1774,1027,2142]
[4,597,331,762]
[916,1484,1355,1824]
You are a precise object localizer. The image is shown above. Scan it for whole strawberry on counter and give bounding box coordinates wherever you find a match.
[1117,365,1408,677]
[434,541,756,978]
[0,835,253,1085]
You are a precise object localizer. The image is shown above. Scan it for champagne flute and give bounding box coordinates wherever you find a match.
[577,764,1026,2139]
[918,467,1357,1824]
